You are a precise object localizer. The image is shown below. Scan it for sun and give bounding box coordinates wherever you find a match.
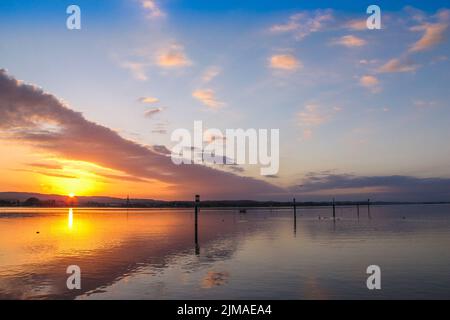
[69,192,75,198]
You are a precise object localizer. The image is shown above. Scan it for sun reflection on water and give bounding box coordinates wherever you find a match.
[68,208,73,229]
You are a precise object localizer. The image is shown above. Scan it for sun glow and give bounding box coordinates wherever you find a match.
[69,192,75,198]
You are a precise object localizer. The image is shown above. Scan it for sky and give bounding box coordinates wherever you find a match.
[0,0,450,201]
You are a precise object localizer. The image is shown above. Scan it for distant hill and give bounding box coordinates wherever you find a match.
[1,191,449,208]
[0,192,129,204]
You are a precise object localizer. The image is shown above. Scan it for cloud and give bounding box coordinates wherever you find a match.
[359,75,380,92]
[192,89,224,109]
[333,35,366,47]
[140,0,165,18]
[156,43,191,68]
[202,66,221,83]
[409,23,448,52]
[295,172,450,201]
[413,99,437,109]
[297,104,341,140]
[0,70,284,200]
[15,168,78,180]
[409,9,449,52]
[377,58,420,73]
[152,129,167,134]
[270,10,333,40]
[138,97,159,104]
[121,61,149,81]
[345,19,367,31]
[27,162,63,170]
[144,107,163,118]
[269,54,301,71]
[297,104,328,127]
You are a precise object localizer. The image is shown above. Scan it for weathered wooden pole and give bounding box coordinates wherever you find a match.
[357,203,360,219]
[293,198,297,235]
[195,194,200,255]
[367,198,371,219]
[293,198,297,218]
[332,198,336,220]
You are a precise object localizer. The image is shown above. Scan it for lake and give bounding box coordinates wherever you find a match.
[0,204,449,299]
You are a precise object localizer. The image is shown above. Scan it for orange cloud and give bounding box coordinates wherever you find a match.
[378,58,420,73]
[269,54,301,70]
[138,96,159,104]
[333,35,366,47]
[156,44,191,68]
[410,22,448,52]
[192,89,224,109]
[345,19,367,31]
[409,10,449,52]
[359,75,380,93]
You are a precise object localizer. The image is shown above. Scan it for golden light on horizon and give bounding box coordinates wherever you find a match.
[69,192,75,198]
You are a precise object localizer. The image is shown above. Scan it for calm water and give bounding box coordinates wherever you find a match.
[0,204,450,299]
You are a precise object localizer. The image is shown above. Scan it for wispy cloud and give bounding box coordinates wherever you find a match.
[409,9,449,52]
[156,43,191,68]
[413,99,437,109]
[269,54,301,71]
[138,96,159,104]
[192,89,224,109]
[332,35,367,47]
[144,107,163,118]
[140,0,165,18]
[297,104,340,140]
[270,10,333,40]
[377,58,420,73]
[121,61,150,81]
[359,75,380,93]
[297,104,328,127]
[26,162,63,170]
[202,66,221,83]
[345,19,367,31]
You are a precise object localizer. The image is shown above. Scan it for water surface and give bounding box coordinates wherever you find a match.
[0,204,449,299]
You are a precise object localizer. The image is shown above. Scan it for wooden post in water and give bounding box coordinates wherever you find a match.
[293,198,297,235]
[367,198,371,219]
[194,194,200,255]
[332,198,336,220]
[357,203,360,219]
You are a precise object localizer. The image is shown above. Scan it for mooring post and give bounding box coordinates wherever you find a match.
[367,198,371,219]
[332,197,336,220]
[357,203,360,219]
[293,198,297,235]
[293,198,297,219]
[195,194,200,255]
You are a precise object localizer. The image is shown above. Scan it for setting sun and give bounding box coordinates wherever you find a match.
[69,192,75,198]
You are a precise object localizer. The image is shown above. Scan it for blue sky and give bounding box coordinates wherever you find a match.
[0,0,450,200]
